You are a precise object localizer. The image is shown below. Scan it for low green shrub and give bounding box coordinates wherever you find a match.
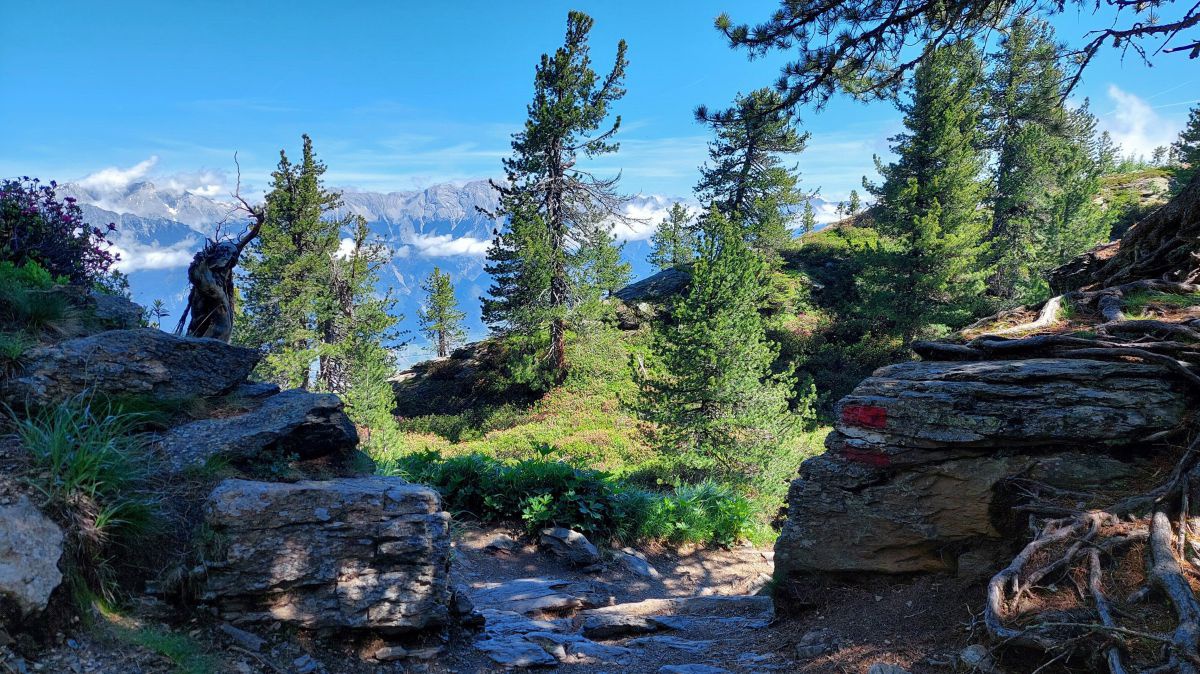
[376,450,757,546]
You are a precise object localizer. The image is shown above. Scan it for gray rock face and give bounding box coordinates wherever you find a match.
[776,359,1192,577]
[0,497,64,622]
[539,527,601,567]
[200,477,452,634]
[157,389,358,472]
[2,329,259,407]
[86,291,143,330]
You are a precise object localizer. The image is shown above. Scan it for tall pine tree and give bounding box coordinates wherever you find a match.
[482,10,628,379]
[864,41,990,343]
[238,134,343,389]
[418,267,466,358]
[985,18,1106,302]
[639,211,799,479]
[237,135,400,424]
[695,88,808,254]
[648,203,697,269]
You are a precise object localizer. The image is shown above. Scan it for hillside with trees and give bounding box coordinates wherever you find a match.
[3,2,1200,673]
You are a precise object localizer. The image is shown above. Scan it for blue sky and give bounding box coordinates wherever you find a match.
[2,0,1198,204]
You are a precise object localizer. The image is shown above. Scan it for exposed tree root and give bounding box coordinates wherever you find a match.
[921,290,1200,671]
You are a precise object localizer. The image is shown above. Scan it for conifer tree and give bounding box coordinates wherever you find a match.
[847,189,862,215]
[482,10,629,379]
[864,41,990,342]
[639,211,799,479]
[648,203,696,269]
[799,200,817,235]
[418,267,466,358]
[238,135,343,389]
[695,88,808,253]
[571,215,631,324]
[1172,105,1200,185]
[983,18,1107,302]
[237,135,400,420]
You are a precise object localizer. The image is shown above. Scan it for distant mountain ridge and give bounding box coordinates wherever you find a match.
[62,177,827,361]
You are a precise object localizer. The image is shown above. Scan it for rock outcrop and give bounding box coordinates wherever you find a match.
[1,328,259,407]
[0,496,64,626]
[157,389,358,472]
[539,527,601,567]
[199,477,452,634]
[776,358,1191,576]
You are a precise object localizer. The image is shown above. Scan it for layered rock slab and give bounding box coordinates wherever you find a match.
[157,389,358,472]
[776,358,1191,576]
[1,328,259,407]
[199,477,452,634]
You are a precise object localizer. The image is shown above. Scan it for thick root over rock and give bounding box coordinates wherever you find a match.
[917,286,1200,672]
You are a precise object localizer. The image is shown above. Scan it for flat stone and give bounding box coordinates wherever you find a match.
[627,635,714,653]
[218,623,265,652]
[474,635,558,668]
[582,595,774,620]
[157,389,358,472]
[473,578,590,615]
[1,328,259,407]
[0,496,63,621]
[581,613,671,639]
[539,527,601,566]
[485,534,518,553]
[794,628,837,659]
[614,547,660,579]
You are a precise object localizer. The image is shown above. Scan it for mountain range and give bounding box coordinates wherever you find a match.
[62,180,831,362]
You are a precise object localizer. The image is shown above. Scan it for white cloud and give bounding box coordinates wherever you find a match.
[609,196,694,243]
[1101,85,1181,160]
[334,237,358,260]
[161,169,228,197]
[109,238,200,273]
[408,232,490,257]
[77,157,159,191]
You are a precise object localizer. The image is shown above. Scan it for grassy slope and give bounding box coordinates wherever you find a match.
[372,323,828,544]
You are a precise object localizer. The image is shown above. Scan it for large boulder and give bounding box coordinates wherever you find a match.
[199,477,453,634]
[157,389,358,472]
[776,359,1191,577]
[0,496,64,626]
[1,328,259,407]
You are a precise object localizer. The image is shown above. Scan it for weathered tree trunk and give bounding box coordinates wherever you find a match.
[176,208,262,343]
[1051,171,1200,291]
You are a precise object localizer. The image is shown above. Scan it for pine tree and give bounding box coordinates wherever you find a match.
[482,10,628,379]
[318,215,399,393]
[237,135,400,419]
[648,203,696,269]
[864,41,990,342]
[1172,104,1200,185]
[639,211,800,479]
[571,215,632,325]
[799,200,817,235]
[238,134,343,389]
[983,18,1106,302]
[418,267,466,358]
[847,189,862,215]
[695,88,808,253]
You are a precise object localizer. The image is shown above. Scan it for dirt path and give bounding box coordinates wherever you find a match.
[1,523,983,674]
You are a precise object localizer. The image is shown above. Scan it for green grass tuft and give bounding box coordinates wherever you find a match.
[12,394,161,602]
